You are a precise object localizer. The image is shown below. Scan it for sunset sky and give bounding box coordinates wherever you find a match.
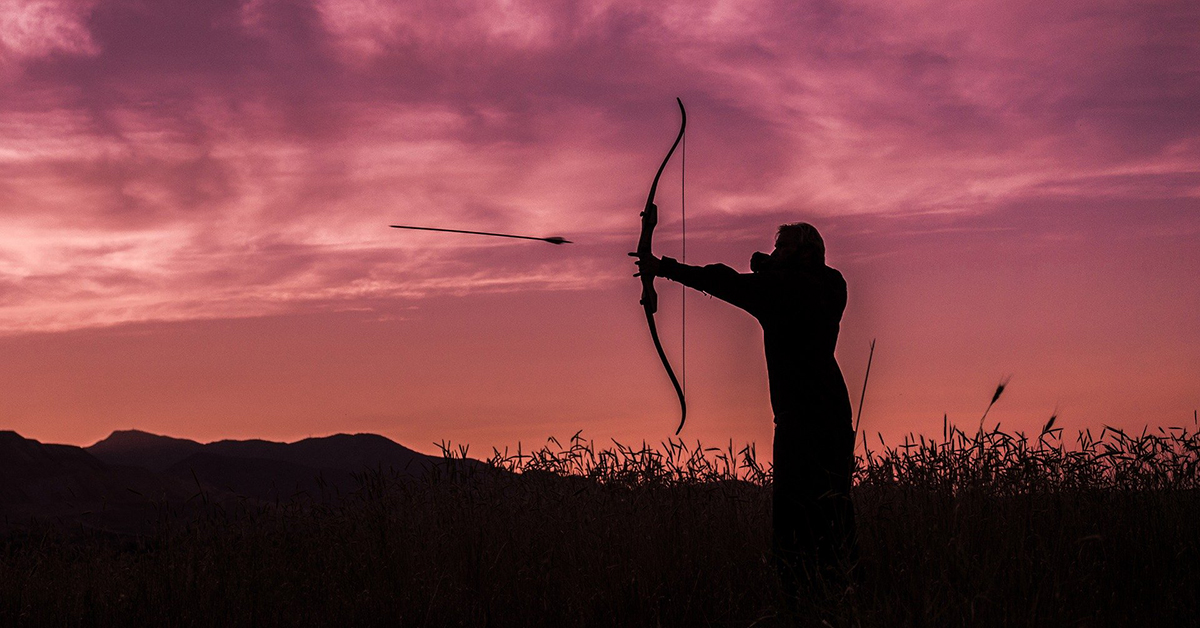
[1,0,1197,457]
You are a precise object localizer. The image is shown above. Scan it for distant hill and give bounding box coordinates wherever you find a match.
[88,429,491,503]
[88,430,441,481]
[1,429,484,533]
[86,429,204,472]
[203,432,437,476]
[0,431,196,528]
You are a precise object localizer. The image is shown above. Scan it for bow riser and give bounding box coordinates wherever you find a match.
[637,201,659,314]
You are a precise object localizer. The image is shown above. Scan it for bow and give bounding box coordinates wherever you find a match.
[637,97,687,434]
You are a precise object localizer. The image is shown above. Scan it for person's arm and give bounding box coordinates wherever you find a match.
[658,256,764,315]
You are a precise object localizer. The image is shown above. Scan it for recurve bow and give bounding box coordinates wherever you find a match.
[637,98,687,435]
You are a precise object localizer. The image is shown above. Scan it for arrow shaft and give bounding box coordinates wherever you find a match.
[389,225,569,244]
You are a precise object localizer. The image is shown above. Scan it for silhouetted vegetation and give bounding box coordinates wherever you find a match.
[3,420,1198,627]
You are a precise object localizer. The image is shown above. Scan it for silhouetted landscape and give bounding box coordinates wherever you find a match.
[0,430,452,532]
[4,0,1197,625]
[2,421,1197,626]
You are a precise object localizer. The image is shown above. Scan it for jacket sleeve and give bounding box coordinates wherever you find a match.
[658,256,764,316]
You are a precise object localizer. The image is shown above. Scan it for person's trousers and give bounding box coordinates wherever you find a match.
[772,418,857,584]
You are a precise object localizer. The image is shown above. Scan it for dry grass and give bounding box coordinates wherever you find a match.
[2,418,1198,627]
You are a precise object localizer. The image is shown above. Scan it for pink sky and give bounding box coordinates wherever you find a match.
[1,0,1197,457]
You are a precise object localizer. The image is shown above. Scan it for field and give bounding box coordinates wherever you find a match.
[3,420,1198,627]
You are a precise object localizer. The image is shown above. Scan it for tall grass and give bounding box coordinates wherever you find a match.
[2,419,1197,627]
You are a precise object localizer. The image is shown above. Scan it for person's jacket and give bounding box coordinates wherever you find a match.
[659,256,852,426]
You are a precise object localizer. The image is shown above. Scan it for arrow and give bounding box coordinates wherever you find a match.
[389,225,571,245]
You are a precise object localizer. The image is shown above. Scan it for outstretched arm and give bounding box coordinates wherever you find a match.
[634,254,763,315]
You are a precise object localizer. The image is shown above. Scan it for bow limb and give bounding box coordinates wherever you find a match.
[637,97,687,435]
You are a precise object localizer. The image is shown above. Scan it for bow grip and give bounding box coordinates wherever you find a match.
[640,277,658,314]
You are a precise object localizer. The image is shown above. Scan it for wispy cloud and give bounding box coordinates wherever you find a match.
[1,0,1196,334]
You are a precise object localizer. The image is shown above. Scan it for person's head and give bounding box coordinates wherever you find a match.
[773,222,825,267]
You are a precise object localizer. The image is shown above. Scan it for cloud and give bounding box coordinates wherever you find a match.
[0,0,1196,334]
[0,0,98,68]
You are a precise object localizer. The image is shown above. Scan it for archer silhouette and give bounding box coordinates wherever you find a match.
[634,221,856,592]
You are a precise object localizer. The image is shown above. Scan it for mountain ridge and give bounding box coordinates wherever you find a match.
[2,429,481,533]
[88,429,440,477]
[0,430,196,525]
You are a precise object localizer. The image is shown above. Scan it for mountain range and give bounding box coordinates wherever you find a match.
[0,429,461,533]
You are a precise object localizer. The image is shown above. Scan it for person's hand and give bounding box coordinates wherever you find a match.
[750,251,772,273]
[629,252,662,278]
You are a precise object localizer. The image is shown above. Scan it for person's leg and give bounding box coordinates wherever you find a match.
[835,427,858,569]
[772,422,801,596]
[776,418,860,594]
[813,426,857,579]
[773,421,826,595]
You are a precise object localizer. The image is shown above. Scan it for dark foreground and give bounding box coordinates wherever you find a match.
[3,425,1198,627]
